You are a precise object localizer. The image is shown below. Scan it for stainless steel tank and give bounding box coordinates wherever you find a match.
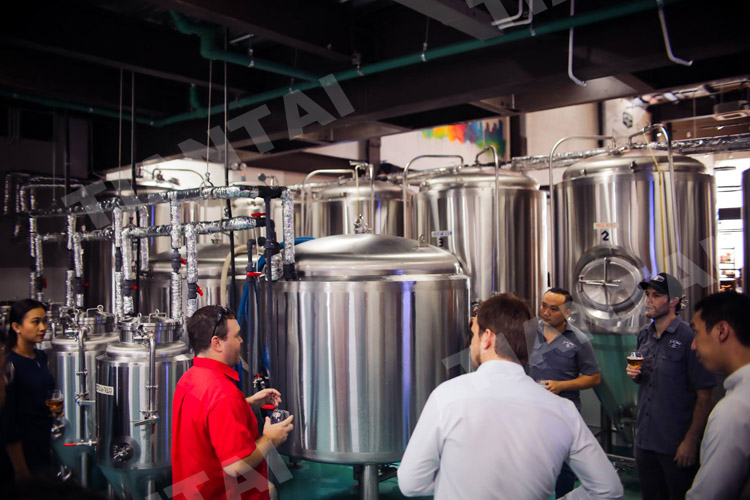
[140,243,250,315]
[96,315,192,500]
[743,168,750,295]
[264,234,469,464]
[553,151,717,436]
[415,167,546,308]
[50,306,118,487]
[267,179,406,238]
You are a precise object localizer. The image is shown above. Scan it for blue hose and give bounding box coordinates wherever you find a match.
[257,237,315,271]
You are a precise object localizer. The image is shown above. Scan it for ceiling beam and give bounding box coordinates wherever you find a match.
[393,0,501,40]
[147,0,353,63]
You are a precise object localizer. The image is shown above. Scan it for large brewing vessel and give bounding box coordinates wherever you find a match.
[264,234,469,466]
[553,151,717,435]
[96,314,191,500]
[268,179,406,238]
[743,168,750,295]
[50,307,118,486]
[416,167,546,307]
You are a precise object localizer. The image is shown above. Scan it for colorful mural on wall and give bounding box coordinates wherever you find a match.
[422,119,506,158]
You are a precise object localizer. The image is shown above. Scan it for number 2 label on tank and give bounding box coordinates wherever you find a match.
[594,222,617,242]
[96,383,114,396]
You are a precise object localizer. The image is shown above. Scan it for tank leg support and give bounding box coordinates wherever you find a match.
[360,464,379,500]
[80,452,89,488]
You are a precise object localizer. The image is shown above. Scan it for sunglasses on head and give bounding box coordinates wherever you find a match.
[211,306,227,338]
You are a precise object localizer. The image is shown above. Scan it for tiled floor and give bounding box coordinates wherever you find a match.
[276,459,643,500]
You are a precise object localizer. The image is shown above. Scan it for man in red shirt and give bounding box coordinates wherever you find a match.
[171,306,294,500]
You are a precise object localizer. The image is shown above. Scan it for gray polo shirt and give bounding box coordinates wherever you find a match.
[528,320,601,411]
[634,316,716,455]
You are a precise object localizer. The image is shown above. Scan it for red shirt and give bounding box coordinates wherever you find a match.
[171,357,269,500]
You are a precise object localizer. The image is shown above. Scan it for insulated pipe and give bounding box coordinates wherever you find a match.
[19,183,83,213]
[121,226,135,316]
[113,207,124,321]
[73,233,84,308]
[300,169,357,235]
[402,155,465,239]
[185,224,199,318]
[476,146,500,295]
[169,199,183,325]
[138,206,149,273]
[548,135,616,285]
[281,189,296,279]
[66,215,76,308]
[29,216,39,299]
[26,184,283,218]
[124,215,263,239]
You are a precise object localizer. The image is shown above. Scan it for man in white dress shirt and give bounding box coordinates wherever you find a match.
[687,291,750,499]
[398,293,623,500]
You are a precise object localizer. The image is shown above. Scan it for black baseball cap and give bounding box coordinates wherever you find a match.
[638,272,683,298]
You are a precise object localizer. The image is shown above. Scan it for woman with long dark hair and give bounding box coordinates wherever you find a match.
[0,299,58,484]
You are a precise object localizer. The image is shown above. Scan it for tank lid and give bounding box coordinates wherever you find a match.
[419,167,539,190]
[293,234,462,278]
[563,150,709,180]
[103,341,190,359]
[51,332,118,350]
[315,180,403,200]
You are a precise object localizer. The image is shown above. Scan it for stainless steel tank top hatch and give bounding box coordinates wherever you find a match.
[263,234,470,464]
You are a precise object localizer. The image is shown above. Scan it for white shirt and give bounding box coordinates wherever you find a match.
[398,360,623,500]
[687,362,750,500]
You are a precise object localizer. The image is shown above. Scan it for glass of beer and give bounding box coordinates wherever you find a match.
[627,351,644,369]
[46,389,64,416]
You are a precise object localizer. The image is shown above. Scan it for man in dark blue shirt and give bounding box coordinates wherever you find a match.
[626,273,715,500]
[529,287,601,498]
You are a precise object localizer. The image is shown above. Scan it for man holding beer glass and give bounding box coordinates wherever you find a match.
[626,273,715,500]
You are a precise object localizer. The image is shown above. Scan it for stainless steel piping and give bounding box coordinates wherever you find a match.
[402,154,465,239]
[476,146,500,295]
[300,169,358,236]
[349,161,375,231]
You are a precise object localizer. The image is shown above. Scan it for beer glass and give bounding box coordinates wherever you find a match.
[626,351,644,369]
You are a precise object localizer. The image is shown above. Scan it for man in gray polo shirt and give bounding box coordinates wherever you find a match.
[626,273,715,500]
[529,287,601,498]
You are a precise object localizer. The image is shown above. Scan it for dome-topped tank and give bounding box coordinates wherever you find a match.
[269,179,406,238]
[50,306,118,488]
[263,234,469,464]
[416,166,546,308]
[553,150,717,440]
[96,314,192,500]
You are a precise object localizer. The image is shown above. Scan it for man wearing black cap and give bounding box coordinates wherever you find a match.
[626,272,716,500]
